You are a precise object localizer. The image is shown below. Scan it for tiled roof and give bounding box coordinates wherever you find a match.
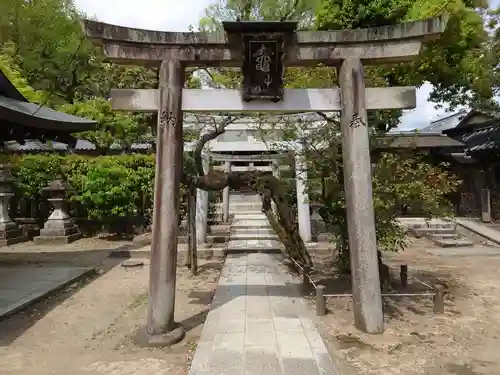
[1,139,153,152]
[378,132,464,149]
[0,69,96,145]
[444,121,500,156]
[419,109,469,133]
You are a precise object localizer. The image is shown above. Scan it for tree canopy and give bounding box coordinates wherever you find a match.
[200,0,498,112]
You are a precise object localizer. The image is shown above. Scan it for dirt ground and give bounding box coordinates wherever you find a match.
[0,237,222,375]
[307,236,500,375]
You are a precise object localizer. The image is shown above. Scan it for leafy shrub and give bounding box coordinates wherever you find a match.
[7,153,190,235]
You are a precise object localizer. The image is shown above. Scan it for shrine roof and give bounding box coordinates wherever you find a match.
[378,132,464,149]
[443,120,500,158]
[1,132,463,154]
[0,69,97,136]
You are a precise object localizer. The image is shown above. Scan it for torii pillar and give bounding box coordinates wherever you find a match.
[145,60,186,345]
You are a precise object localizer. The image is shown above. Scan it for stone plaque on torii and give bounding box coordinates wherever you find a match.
[83,16,448,342]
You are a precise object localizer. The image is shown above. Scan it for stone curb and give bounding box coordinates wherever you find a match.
[455,219,500,247]
[0,267,96,321]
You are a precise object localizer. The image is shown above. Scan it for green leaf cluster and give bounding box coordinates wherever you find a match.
[58,99,153,151]
[307,147,460,272]
[7,154,192,234]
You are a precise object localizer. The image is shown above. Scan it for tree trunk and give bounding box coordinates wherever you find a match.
[194,170,312,269]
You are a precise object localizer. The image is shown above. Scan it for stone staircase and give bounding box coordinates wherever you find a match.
[226,193,281,253]
[400,218,474,248]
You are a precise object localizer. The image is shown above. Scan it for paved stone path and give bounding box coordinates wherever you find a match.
[188,252,339,375]
[0,265,94,319]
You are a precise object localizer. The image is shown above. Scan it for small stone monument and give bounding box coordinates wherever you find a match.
[0,164,28,246]
[34,176,82,245]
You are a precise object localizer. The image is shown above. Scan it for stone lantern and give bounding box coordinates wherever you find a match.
[310,202,328,242]
[34,176,81,245]
[0,164,27,246]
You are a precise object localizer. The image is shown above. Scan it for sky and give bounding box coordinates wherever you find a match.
[74,0,467,130]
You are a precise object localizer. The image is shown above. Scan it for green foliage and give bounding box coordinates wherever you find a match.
[316,0,495,110]
[0,0,160,106]
[8,154,191,234]
[307,148,460,272]
[0,46,48,104]
[58,99,152,151]
[199,0,321,31]
[12,155,64,197]
[0,0,96,105]
[71,156,154,222]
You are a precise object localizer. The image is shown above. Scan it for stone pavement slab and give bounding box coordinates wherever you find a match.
[426,246,500,256]
[0,265,94,319]
[227,239,282,253]
[189,253,339,375]
[455,218,500,246]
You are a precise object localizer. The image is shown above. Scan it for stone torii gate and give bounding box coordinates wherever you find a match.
[83,17,447,341]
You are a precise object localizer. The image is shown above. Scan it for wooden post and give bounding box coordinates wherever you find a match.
[433,286,445,314]
[400,265,408,289]
[302,265,311,294]
[481,188,492,223]
[316,285,326,316]
[339,58,384,334]
[222,161,231,223]
[189,184,198,275]
[146,60,185,345]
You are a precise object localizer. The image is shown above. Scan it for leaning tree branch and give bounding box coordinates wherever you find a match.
[193,115,239,177]
[316,111,338,123]
[188,112,313,269]
[201,68,224,89]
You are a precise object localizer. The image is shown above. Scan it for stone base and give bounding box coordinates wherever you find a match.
[0,234,29,247]
[110,245,226,263]
[0,222,28,246]
[0,224,29,247]
[39,224,79,237]
[33,231,82,245]
[134,323,185,347]
[133,232,230,246]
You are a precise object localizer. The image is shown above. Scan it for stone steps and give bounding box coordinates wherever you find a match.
[427,232,461,240]
[212,203,263,210]
[230,233,279,241]
[403,219,473,248]
[227,201,279,251]
[409,227,456,238]
[231,220,271,229]
[232,227,275,235]
[431,238,474,248]
[226,239,282,253]
[231,213,268,220]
